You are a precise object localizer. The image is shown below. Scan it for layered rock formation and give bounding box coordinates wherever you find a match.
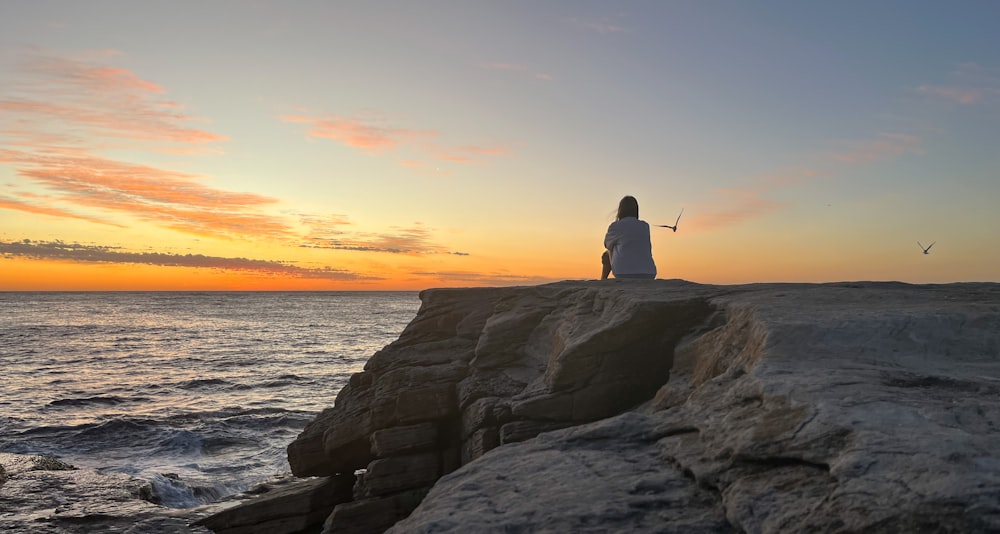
[226,280,1000,533]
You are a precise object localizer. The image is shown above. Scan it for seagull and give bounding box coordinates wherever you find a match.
[657,208,684,232]
[917,241,935,255]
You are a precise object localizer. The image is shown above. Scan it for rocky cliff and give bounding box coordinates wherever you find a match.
[207,280,1000,533]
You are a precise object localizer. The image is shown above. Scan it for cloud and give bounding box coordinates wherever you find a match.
[694,63,980,234]
[0,239,370,280]
[0,194,124,227]
[409,270,551,285]
[280,114,437,152]
[0,148,294,239]
[298,213,352,230]
[826,132,923,164]
[2,51,226,150]
[691,131,921,233]
[693,188,784,232]
[917,85,990,105]
[301,223,468,256]
[0,50,301,241]
[281,111,508,166]
[916,62,1000,105]
[565,16,630,34]
[757,168,819,188]
[456,145,507,157]
[479,62,554,81]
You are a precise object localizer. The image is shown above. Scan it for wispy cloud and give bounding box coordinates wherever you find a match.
[2,51,226,151]
[0,50,299,240]
[280,111,508,167]
[692,130,923,233]
[0,194,124,227]
[692,188,784,232]
[301,223,469,256]
[298,213,352,231]
[479,62,554,81]
[917,85,991,105]
[698,130,924,231]
[565,15,631,34]
[280,114,436,152]
[826,132,923,164]
[0,148,294,239]
[0,239,370,280]
[916,62,1000,105]
[409,270,551,285]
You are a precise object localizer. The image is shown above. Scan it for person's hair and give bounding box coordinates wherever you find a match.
[617,195,639,220]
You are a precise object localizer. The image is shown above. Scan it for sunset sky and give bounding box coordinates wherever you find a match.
[2,2,999,290]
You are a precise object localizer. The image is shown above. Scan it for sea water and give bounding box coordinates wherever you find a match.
[0,291,420,508]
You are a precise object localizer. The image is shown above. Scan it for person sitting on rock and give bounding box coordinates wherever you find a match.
[601,195,657,280]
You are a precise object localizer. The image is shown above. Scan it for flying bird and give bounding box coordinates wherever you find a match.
[657,208,684,232]
[917,241,935,255]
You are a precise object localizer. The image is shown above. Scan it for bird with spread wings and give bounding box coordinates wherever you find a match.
[657,208,684,232]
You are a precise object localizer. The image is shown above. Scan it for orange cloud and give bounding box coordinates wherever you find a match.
[692,189,783,232]
[298,213,352,229]
[2,51,226,150]
[0,239,370,281]
[0,194,124,227]
[408,269,553,286]
[282,111,509,166]
[301,223,468,256]
[1,148,294,239]
[827,132,923,164]
[281,114,436,152]
[0,50,304,242]
[457,145,507,157]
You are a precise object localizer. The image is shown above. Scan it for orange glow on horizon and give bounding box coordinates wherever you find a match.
[0,257,579,291]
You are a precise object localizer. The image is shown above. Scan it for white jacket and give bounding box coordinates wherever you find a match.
[604,217,657,277]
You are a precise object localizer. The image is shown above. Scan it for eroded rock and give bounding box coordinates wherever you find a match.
[193,475,353,534]
[388,281,1000,533]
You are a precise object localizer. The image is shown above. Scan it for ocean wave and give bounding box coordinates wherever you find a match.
[176,378,232,389]
[164,405,308,423]
[146,472,233,508]
[0,291,419,513]
[47,395,130,407]
[77,418,161,440]
[258,379,299,388]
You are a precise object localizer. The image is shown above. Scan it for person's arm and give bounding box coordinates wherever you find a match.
[604,222,619,252]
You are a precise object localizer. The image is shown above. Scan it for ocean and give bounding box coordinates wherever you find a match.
[0,291,421,509]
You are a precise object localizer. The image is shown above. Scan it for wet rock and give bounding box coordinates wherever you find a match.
[193,475,353,534]
[354,453,440,499]
[0,452,212,533]
[323,488,429,534]
[370,423,438,458]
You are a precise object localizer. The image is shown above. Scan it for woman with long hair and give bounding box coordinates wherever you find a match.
[601,195,657,280]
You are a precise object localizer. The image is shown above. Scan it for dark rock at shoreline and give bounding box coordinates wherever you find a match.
[192,475,353,534]
[0,452,214,533]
